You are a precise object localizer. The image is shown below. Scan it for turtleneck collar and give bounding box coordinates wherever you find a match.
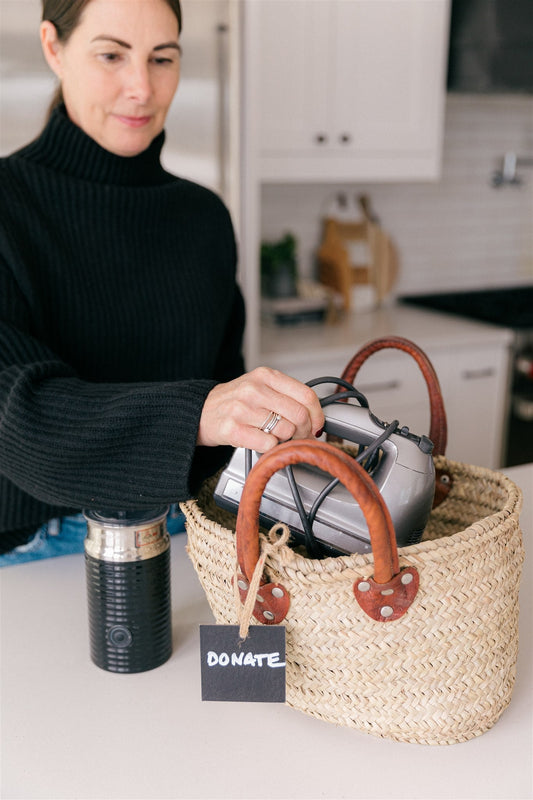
[18,104,174,187]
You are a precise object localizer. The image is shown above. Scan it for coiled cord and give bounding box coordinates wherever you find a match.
[285,377,398,557]
[245,377,398,558]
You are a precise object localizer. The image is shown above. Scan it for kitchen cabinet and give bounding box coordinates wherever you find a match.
[437,345,512,469]
[243,0,450,182]
[238,0,451,368]
[260,306,513,469]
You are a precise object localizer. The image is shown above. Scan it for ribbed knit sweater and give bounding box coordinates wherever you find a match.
[0,105,245,553]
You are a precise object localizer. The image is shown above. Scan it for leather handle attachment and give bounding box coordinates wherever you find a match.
[235,439,419,624]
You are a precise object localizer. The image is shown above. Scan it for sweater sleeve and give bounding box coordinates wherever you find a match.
[188,279,246,491]
[0,257,231,511]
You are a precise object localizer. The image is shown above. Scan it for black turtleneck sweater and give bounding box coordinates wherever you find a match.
[0,106,245,553]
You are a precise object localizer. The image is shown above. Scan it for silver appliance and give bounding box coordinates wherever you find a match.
[214,383,435,557]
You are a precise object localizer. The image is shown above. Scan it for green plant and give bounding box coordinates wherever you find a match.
[260,233,298,298]
[261,233,297,273]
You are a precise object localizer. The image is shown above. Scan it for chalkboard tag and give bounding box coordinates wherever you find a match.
[200,625,286,702]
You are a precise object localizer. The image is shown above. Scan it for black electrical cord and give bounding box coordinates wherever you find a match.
[306,376,369,408]
[244,376,398,559]
[284,376,398,558]
[286,416,398,558]
[285,466,324,558]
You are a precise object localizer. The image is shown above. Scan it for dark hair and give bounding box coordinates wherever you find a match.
[42,0,182,119]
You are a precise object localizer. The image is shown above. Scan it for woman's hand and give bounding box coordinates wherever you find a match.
[197,367,324,452]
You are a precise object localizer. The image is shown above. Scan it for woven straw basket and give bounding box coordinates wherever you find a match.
[183,338,525,745]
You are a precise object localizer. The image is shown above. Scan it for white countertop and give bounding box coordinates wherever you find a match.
[260,303,514,370]
[1,463,531,800]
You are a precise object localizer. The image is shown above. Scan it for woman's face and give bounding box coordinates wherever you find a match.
[41,0,181,157]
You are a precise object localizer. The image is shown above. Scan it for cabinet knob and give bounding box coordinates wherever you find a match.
[339,133,352,144]
[315,133,328,144]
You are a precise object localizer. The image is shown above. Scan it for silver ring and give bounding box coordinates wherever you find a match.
[260,411,282,434]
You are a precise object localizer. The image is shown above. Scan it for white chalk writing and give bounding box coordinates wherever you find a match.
[206,651,285,668]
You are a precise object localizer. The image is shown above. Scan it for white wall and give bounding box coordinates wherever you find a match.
[261,94,533,297]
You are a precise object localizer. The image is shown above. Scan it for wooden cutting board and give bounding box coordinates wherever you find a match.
[367,222,399,304]
[317,198,399,310]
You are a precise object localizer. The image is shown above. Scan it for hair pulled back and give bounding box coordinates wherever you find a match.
[42,0,183,119]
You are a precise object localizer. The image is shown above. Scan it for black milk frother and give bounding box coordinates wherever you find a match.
[84,507,172,673]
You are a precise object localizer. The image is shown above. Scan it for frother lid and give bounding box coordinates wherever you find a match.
[83,507,168,526]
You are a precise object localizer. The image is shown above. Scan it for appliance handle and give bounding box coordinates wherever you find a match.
[235,440,419,624]
[340,336,448,457]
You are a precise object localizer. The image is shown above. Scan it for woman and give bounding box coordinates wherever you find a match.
[0,0,324,563]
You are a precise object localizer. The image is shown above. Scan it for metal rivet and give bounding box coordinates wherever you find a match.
[263,610,275,621]
[272,587,284,598]
[237,579,248,591]
[358,581,371,592]
[380,606,394,618]
[401,573,414,585]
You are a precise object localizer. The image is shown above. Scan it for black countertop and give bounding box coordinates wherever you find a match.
[400,286,533,329]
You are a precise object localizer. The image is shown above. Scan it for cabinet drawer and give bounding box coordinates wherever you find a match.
[278,349,433,436]
[350,350,431,404]
[277,350,428,397]
[280,358,347,386]
[353,352,432,435]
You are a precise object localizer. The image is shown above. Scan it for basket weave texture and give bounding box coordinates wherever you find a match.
[182,455,524,745]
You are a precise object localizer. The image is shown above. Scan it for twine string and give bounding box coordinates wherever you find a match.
[236,523,290,640]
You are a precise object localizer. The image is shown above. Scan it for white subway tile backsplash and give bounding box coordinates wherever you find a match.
[261,95,533,296]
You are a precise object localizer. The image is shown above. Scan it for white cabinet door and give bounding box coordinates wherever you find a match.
[332,1,446,155]
[245,0,449,181]
[253,0,330,153]
[433,345,511,469]
[344,349,432,436]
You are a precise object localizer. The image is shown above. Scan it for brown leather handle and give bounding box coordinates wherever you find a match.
[340,336,447,456]
[236,439,399,585]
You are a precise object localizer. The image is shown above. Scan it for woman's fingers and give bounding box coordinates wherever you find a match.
[197,367,324,450]
[255,368,324,438]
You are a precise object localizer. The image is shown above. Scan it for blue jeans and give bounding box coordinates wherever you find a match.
[0,504,185,567]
